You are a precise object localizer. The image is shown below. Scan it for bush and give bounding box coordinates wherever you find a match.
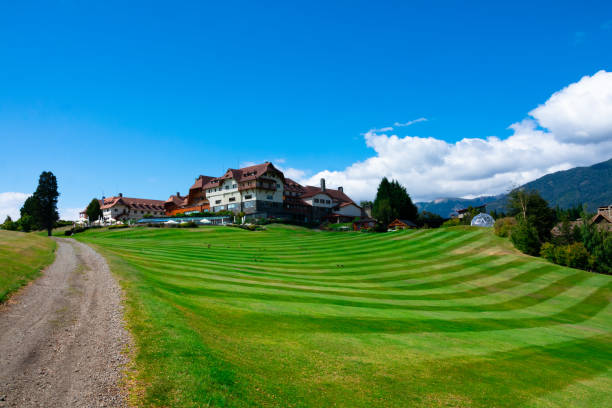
[540,242,591,271]
[565,242,590,270]
[540,242,556,263]
[494,217,517,237]
[441,218,461,228]
[511,221,541,256]
[108,224,129,230]
[1,216,18,231]
[179,221,198,228]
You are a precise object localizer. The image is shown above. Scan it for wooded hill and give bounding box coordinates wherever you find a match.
[417,158,612,217]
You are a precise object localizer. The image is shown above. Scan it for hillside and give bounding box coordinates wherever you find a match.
[0,231,56,302]
[75,225,612,407]
[417,158,612,216]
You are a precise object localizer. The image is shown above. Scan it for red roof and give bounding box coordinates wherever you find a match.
[100,196,165,211]
[300,185,357,207]
[190,175,214,191]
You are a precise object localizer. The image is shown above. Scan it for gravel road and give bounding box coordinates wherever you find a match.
[0,238,131,407]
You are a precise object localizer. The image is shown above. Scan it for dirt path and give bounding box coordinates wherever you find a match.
[0,239,131,407]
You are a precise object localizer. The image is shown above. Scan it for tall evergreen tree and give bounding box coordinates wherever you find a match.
[33,171,60,236]
[85,198,102,224]
[372,178,418,225]
[20,195,41,231]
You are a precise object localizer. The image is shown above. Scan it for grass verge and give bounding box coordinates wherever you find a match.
[0,230,56,303]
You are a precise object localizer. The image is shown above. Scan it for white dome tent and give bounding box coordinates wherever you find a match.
[471,213,495,227]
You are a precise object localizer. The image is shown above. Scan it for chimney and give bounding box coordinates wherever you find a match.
[118,193,123,197]
[320,178,326,191]
[177,192,181,197]
[338,186,343,193]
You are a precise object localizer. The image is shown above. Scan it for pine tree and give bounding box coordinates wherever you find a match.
[33,171,60,236]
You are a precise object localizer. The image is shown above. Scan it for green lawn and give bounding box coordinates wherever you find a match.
[0,230,56,303]
[74,225,612,407]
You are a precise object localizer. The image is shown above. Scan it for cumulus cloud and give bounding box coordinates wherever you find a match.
[529,70,612,143]
[0,192,30,221]
[298,71,612,202]
[60,208,81,221]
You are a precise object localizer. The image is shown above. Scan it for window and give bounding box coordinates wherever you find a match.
[267,195,273,200]
[276,183,280,188]
[229,197,236,202]
[215,200,221,204]
[244,201,255,208]
[232,184,237,188]
[244,194,252,200]
[326,200,331,204]
[314,199,319,203]
[227,203,238,210]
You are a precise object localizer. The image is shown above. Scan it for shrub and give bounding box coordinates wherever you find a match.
[540,242,556,263]
[511,220,541,256]
[179,221,198,228]
[441,218,461,228]
[565,242,590,270]
[494,217,517,237]
[108,224,129,230]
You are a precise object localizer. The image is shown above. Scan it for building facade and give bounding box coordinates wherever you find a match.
[99,194,165,223]
[166,162,365,222]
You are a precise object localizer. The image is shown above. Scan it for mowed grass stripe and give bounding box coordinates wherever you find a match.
[75,225,612,408]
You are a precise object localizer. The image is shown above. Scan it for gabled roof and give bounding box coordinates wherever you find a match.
[201,162,284,190]
[592,213,612,224]
[165,194,187,207]
[101,196,165,211]
[389,218,417,227]
[218,162,284,183]
[190,175,214,191]
[301,185,356,207]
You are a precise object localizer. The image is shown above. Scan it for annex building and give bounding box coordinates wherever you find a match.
[164,162,364,222]
[79,194,165,224]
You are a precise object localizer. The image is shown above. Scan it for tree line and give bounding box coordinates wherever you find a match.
[495,189,611,274]
[1,171,61,236]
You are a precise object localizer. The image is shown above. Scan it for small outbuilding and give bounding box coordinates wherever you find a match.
[388,219,417,230]
[353,218,377,231]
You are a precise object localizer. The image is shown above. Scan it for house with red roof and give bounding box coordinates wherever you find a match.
[99,194,165,223]
[164,174,215,215]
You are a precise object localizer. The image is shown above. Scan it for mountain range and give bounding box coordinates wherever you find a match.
[416,158,612,217]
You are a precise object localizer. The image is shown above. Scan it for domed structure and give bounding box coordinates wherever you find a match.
[471,213,495,227]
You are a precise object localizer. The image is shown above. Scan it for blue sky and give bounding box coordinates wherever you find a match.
[1,1,612,219]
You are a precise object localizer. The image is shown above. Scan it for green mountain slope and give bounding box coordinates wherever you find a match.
[418,158,612,216]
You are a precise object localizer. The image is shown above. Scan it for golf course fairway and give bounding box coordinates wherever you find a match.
[74,225,612,407]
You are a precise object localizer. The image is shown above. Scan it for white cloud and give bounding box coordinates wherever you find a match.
[239,161,257,168]
[0,192,30,221]
[394,118,428,127]
[529,70,612,143]
[60,208,81,221]
[280,167,307,181]
[299,71,612,202]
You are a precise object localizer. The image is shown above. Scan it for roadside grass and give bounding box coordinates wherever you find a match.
[0,230,56,303]
[75,225,612,407]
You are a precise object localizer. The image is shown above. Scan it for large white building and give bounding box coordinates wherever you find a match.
[165,162,365,222]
